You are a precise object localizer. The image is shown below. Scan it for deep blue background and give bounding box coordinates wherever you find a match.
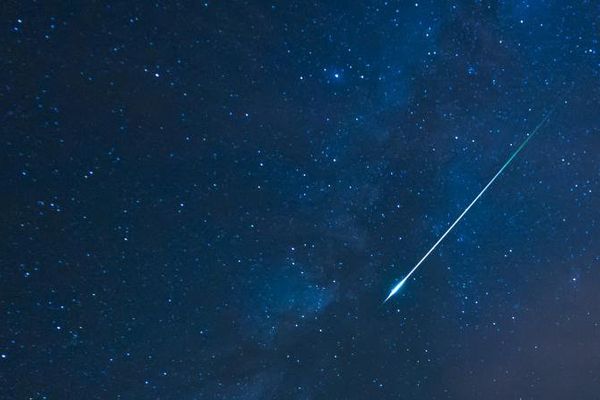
[2,1,599,398]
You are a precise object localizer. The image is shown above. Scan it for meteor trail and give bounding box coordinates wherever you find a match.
[384,110,554,303]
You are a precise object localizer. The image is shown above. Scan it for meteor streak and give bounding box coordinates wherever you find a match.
[384,110,554,303]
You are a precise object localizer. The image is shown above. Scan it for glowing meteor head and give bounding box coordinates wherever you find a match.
[384,277,408,303]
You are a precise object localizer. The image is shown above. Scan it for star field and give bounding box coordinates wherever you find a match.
[1,1,599,399]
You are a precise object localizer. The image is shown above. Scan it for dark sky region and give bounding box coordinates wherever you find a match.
[1,1,599,399]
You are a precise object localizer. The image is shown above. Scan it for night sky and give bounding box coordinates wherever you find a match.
[2,1,600,399]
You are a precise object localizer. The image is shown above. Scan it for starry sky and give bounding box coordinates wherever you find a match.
[2,1,599,399]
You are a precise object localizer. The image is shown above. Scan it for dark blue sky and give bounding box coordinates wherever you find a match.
[2,1,599,398]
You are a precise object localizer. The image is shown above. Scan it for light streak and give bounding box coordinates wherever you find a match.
[384,110,554,303]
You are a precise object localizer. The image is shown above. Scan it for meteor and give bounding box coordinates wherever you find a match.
[384,110,554,303]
